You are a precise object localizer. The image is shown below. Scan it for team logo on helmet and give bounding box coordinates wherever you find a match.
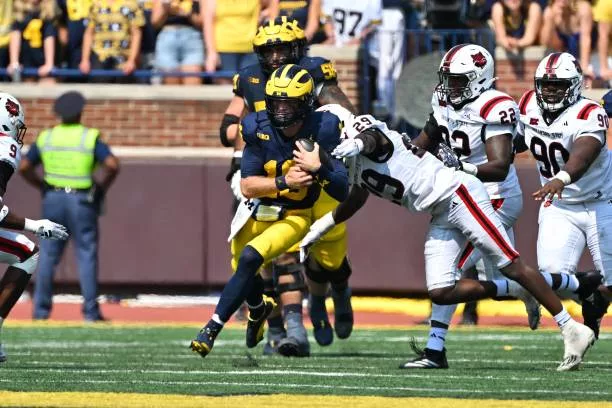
[471,52,487,68]
[5,100,19,116]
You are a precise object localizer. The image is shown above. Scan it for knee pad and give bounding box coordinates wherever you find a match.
[328,257,352,286]
[273,261,305,294]
[304,256,329,284]
[12,248,39,275]
[237,246,264,277]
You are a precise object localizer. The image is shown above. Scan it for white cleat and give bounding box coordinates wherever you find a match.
[0,343,7,363]
[557,320,595,372]
[509,282,541,330]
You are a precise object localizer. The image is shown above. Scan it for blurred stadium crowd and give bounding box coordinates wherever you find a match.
[0,0,610,87]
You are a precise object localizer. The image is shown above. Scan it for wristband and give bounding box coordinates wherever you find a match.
[275,176,289,191]
[233,150,243,158]
[461,162,478,176]
[24,218,37,233]
[553,170,571,186]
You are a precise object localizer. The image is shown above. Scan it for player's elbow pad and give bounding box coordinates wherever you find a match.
[423,113,443,143]
[219,114,240,147]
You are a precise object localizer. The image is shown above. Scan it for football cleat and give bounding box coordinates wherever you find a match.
[575,270,603,301]
[278,312,310,357]
[399,340,448,369]
[246,296,277,348]
[263,326,286,355]
[557,320,595,371]
[510,282,541,330]
[309,294,333,346]
[190,320,222,358]
[582,289,610,339]
[0,343,6,363]
[331,287,354,339]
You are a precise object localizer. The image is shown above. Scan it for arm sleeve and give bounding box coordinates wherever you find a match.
[355,128,387,158]
[317,157,349,202]
[93,138,112,162]
[26,143,42,166]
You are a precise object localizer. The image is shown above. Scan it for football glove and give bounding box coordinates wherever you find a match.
[299,212,336,262]
[435,142,462,170]
[24,219,69,240]
[332,138,364,158]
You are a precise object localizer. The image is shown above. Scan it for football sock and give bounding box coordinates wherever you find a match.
[310,294,327,317]
[541,272,579,292]
[267,315,284,330]
[426,321,448,352]
[554,307,572,329]
[214,246,263,322]
[493,280,511,297]
[283,303,302,318]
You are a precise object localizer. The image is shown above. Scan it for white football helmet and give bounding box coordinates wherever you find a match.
[437,43,495,106]
[534,52,582,113]
[0,93,26,146]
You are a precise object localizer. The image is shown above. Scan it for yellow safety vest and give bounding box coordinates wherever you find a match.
[37,124,99,189]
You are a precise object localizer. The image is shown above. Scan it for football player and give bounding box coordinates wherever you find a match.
[515,52,612,339]
[0,93,69,362]
[302,104,596,371]
[395,44,526,368]
[219,17,356,355]
[190,65,349,358]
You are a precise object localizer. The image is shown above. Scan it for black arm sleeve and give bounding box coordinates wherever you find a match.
[355,128,391,160]
[0,161,15,197]
[423,113,444,144]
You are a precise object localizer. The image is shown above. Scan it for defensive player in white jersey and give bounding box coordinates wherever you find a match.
[302,103,595,371]
[321,0,382,47]
[516,52,612,338]
[0,93,69,362]
[397,44,526,368]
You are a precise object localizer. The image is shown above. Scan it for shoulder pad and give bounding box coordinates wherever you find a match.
[301,56,337,83]
[518,90,536,115]
[576,99,604,121]
[475,91,517,123]
[239,112,262,145]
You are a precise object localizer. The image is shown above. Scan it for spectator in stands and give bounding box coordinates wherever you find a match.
[201,0,279,83]
[594,0,612,81]
[152,0,203,85]
[56,0,90,71]
[139,0,157,72]
[20,91,120,323]
[279,0,322,42]
[491,0,542,52]
[0,0,12,80]
[321,0,382,46]
[540,0,595,80]
[79,0,145,83]
[8,0,58,84]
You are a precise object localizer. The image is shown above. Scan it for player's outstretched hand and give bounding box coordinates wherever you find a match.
[285,165,313,189]
[332,138,363,158]
[293,142,322,173]
[532,179,565,201]
[28,219,69,240]
[299,212,336,262]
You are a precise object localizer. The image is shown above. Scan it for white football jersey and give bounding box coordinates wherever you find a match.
[431,89,522,200]
[337,112,462,213]
[321,0,382,47]
[0,137,21,171]
[518,91,612,202]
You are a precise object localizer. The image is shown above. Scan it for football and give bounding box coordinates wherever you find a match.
[296,138,315,152]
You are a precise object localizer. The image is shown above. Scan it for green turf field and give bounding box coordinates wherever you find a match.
[0,325,610,401]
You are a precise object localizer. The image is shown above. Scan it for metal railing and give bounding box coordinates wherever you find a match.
[360,28,495,115]
[0,67,236,81]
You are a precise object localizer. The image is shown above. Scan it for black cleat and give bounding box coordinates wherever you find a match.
[190,320,222,358]
[399,339,449,369]
[575,270,604,301]
[582,290,610,339]
[246,296,277,348]
[331,287,353,339]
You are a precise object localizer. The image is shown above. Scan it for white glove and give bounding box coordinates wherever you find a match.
[332,138,364,158]
[299,212,336,262]
[230,170,244,200]
[24,219,69,240]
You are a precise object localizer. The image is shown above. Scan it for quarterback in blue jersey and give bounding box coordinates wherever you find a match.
[190,65,348,358]
[220,17,357,356]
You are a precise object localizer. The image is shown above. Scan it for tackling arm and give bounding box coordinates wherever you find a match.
[318,83,356,113]
[411,113,445,153]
